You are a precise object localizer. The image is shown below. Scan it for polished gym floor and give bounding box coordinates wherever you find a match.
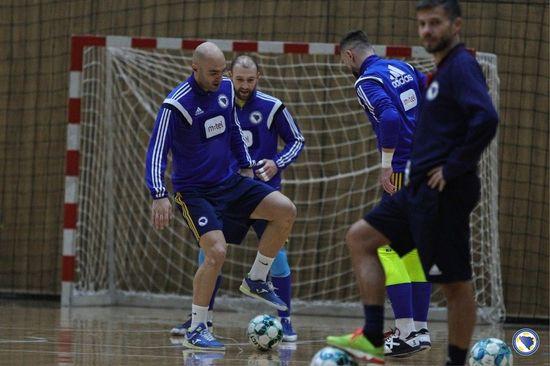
[0,300,547,365]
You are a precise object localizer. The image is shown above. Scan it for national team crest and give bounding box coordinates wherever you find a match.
[217,94,229,108]
[426,81,439,101]
[250,111,263,124]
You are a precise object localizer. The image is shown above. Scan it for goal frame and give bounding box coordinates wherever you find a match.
[63,35,503,323]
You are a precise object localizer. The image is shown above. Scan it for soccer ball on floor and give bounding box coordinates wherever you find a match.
[310,347,358,366]
[469,338,513,366]
[247,314,283,351]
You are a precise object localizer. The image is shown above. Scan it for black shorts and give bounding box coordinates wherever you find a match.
[221,216,268,244]
[174,174,275,243]
[365,172,481,283]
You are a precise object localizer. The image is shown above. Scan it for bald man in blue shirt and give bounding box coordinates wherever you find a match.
[145,42,297,351]
[170,55,304,342]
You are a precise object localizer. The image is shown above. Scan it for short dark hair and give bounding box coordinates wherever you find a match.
[230,54,259,72]
[339,30,372,52]
[416,0,462,20]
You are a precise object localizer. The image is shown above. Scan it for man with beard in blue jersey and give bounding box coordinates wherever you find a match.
[145,42,297,351]
[170,55,304,343]
[327,1,498,365]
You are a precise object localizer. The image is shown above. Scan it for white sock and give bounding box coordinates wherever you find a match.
[395,318,416,338]
[415,321,428,331]
[190,304,209,331]
[248,252,274,281]
[207,310,214,323]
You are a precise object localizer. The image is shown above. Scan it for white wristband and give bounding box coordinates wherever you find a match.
[381,151,394,168]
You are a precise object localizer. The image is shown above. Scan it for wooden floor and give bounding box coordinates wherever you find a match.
[0,300,547,365]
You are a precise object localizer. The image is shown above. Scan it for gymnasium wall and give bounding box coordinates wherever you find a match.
[0,0,547,321]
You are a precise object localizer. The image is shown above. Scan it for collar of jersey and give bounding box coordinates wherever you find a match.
[236,89,257,108]
[188,73,211,96]
[359,54,381,76]
[436,43,465,69]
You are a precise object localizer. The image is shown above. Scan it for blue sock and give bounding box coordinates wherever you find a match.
[272,274,291,317]
[208,275,222,310]
[411,282,431,324]
[362,305,384,347]
[386,283,414,319]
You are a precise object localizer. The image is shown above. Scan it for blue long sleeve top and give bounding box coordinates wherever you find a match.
[409,44,498,184]
[232,90,305,189]
[145,75,253,198]
[355,55,426,172]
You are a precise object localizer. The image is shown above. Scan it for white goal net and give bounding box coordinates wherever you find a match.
[66,37,504,323]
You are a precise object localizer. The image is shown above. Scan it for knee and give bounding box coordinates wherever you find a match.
[345,221,380,254]
[278,196,297,225]
[284,198,297,222]
[203,243,227,269]
[345,223,363,254]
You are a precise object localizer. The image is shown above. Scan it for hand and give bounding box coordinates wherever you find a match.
[151,198,172,230]
[379,167,396,194]
[427,166,447,192]
[255,159,278,182]
[239,168,254,178]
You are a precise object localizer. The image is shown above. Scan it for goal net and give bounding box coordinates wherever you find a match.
[63,36,504,323]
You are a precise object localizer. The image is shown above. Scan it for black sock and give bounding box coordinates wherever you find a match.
[446,344,468,365]
[362,304,384,347]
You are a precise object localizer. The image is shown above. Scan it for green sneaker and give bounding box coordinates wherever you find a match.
[326,328,384,364]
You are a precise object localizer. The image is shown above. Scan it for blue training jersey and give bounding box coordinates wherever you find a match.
[232,90,305,189]
[410,44,498,185]
[355,55,426,172]
[145,74,253,198]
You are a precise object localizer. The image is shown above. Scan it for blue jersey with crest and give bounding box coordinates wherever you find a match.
[355,55,426,172]
[232,90,305,189]
[410,44,498,185]
[145,74,252,199]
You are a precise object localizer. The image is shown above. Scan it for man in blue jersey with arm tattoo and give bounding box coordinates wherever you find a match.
[170,55,304,342]
[145,42,297,351]
[327,1,498,364]
[327,30,432,360]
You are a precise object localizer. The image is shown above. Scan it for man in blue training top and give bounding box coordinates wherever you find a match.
[327,1,498,365]
[145,42,297,351]
[327,30,432,359]
[170,55,305,342]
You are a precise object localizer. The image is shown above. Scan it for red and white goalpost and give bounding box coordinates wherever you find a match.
[63,35,504,323]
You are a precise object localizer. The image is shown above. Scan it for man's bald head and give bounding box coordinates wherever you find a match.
[192,42,226,92]
[192,42,225,65]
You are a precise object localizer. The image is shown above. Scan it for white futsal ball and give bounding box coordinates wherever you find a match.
[469,338,513,366]
[247,314,283,351]
[310,346,358,366]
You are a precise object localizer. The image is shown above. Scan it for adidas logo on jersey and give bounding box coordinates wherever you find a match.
[195,107,204,116]
[388,65,414,88]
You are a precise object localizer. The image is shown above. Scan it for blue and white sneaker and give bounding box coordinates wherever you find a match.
[239,277,288,311]
[280,317,298,342]
[170,314,213,336]
[181,323,225,350]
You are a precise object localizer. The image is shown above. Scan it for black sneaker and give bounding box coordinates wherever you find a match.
[384,328,422,358]
[408,328,431,351]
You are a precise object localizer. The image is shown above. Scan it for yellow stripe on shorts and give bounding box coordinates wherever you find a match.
[174,193,200,241]
[392,172,404,191]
